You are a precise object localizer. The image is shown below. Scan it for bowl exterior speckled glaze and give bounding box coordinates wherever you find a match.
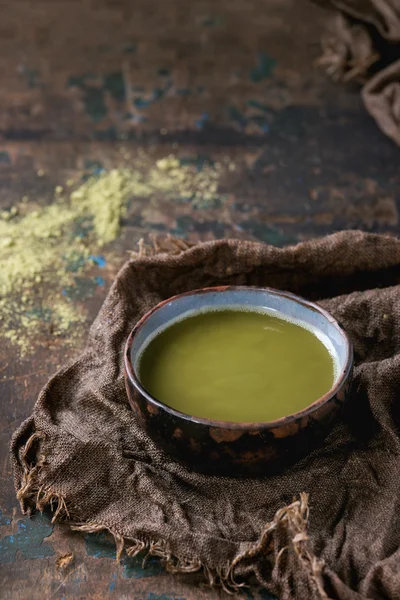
[124,286,353,477]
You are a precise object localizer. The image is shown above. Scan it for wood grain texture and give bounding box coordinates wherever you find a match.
[0,0,398,598]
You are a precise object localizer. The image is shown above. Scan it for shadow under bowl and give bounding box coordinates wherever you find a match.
[124,286,353,477]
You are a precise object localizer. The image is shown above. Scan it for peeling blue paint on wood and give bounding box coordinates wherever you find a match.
[122,554,163,579]
[250,53,276,82]
[247,100,272,113]
[248,114,270,133]
[195,112,210,130]
[0,510,11,526]
[81,87,107,123]
[85,532,116,559]
[104,72,126,102]
[0,513,54,563]
[228,105,247,128]
[109,572,117,592]
[83,159,105,173]
[133,83,172,109]
[68,73,126,122]
[89,255,106,267]
[0,151,11,164]
[228,100,274,133]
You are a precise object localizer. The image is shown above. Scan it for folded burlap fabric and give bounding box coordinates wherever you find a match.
[314,0,400,146]
[11,231,400,599]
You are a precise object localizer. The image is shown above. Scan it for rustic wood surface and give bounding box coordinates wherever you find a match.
[0,0,399,598]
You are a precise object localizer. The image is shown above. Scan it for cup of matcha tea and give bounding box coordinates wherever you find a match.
[124,286,353,476]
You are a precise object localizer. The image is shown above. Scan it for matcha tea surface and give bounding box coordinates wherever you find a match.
[139,309,336,422]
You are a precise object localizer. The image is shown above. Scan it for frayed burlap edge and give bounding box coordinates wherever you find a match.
[11,236,333,599]
[12,424,330,599]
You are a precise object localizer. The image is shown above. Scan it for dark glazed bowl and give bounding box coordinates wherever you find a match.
[124,286,353,477]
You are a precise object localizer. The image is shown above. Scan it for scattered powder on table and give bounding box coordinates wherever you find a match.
[0,155,228,355]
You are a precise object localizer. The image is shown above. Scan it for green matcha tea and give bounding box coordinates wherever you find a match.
[139,309,337,422]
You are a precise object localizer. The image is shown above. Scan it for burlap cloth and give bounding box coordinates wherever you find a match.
[313,0,400,146]
[11,230,400,599]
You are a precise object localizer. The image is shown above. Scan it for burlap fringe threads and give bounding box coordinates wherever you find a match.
[15,430,330,598]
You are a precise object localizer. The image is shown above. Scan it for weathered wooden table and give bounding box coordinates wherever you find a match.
[1,1,399,598]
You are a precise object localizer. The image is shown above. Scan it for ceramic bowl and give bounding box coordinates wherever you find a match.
[124,286,353,477]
